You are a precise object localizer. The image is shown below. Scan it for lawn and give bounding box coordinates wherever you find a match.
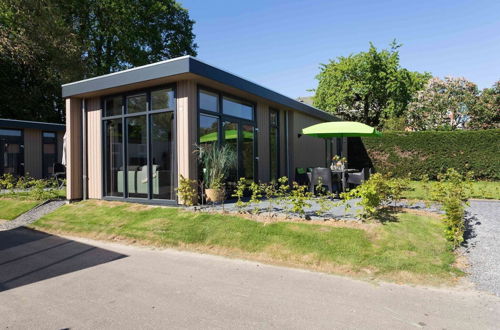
[403,181,500,200]
[32,200,462,285]
[0,198,39,220]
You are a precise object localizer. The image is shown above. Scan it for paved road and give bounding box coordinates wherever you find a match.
[0,229,498,329]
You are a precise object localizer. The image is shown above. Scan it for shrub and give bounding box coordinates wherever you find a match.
[431,168,472,248]
[286,182,312,217]
[360,129,500,180]
[231,177,249,212]
[176,175,198,206]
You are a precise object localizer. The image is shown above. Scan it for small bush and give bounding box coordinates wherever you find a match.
[431,168,472,248]
[0,174,61,201]
[176,175,198,206]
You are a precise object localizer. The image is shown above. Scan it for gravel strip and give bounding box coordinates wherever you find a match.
[461,200,500,296]
[0,200,66,231]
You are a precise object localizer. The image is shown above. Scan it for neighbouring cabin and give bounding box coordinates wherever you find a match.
[0,119,65,179]
[62,56,343,204]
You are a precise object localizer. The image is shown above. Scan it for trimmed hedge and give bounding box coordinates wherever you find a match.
[356,129,500,180]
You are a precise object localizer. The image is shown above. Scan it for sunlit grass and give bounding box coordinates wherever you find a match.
[32,200,462,284]
[0,198,39,220]
[403,181,500,200]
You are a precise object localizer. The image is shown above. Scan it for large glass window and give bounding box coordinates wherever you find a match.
[103,85,175,202]
[269,109,279,180]
[151,112,174,200]
[198,88,256,183]
[42,131,57,178]
[126,116,148,198]
[104,119,123,197]
[222,96,253,120]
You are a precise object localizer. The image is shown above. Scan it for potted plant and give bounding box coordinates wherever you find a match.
[331,155,347,171]
[195,143,237,203]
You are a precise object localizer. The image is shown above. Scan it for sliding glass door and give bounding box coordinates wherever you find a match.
[103,86,175,202]
[0,129,24,176]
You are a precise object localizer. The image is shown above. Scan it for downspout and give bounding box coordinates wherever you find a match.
[81,98,88,200]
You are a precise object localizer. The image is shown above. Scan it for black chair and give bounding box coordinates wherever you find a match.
[52,163,66,188]
[295,167,309,186]
[310,167,333,193]
[347,168,369,186]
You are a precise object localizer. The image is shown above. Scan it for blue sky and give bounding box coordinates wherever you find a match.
[181,0,500,98]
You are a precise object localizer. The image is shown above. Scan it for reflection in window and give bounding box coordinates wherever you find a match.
[0,129,22,137]
[223,121,238,182]
[222,97,253,120]
[42,131,57,177]
[105,96,122,117]
[199,90,218,112]
[126,116,148,198]
[241,125,254,180]
[127,94,147,114]
[151,112,174,200]
[199,114,219,145]
[105,119,123,197]
[151,88,175,111]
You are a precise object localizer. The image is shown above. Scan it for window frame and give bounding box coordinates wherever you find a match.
[42,130,58,178]
[196,85,258,181]
[269,108,280,180]
[101,83,177,204]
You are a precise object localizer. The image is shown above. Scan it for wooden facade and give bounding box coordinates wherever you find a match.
[62,57,335,203]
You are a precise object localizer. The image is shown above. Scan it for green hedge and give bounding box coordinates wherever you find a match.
[358,129,500,180]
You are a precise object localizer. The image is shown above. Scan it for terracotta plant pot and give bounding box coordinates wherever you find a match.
[205,188,225,203]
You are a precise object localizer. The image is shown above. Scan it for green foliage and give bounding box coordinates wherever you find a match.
[470,81,500,129]
[263,181,278,216]
[249,181,263,215]
[286,182,312,217]
[231,177,249,212]
[314,40,430,127]
[196,144,237,190]
[176,175,197,206]
[341,173,410,219]
[0,174,61,201]
[276,176,291,211]
[0,0,197,122]
[431,169,472,248]
[362,129,500,180]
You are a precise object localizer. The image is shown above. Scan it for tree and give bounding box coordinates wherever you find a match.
[407,77,479,131]
[469,81,500,129]
[313,41,430,128]
[0,0,197,123]
[0,0,81,122]
[62,0,197,77]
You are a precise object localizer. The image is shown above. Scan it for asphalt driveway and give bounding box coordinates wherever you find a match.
[0,232,498,329]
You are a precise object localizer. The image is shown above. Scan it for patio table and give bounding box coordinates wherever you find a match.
[307,168,359,194]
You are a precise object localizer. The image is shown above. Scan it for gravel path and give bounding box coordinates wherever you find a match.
[462,200,500,296]
[0,200,66,231]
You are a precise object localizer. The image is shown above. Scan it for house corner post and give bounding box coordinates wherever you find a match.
[65,97,83,201]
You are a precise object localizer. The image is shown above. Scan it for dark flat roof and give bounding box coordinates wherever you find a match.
[62,56,334,121]
[0,119,65,131]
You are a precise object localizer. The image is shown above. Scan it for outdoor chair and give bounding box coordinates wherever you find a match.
[347,168,369,187]
[310,167,333,194]
[295,167,310,186]
[52,163,66,188]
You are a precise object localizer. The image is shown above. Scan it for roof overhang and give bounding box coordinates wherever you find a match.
[0,119,65,131]
[62,56,335,121]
